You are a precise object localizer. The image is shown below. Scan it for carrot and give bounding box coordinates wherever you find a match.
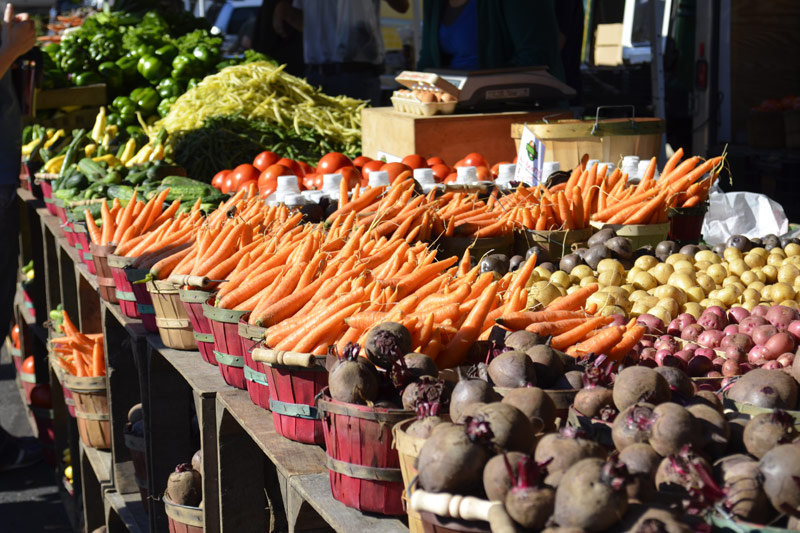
[274,288,366,350]
[112,190,138,243]
[150,244,193,279]
[495,310,586,330]
[571,186,585,228]
[326,186,383,222]
[85,209,102,244]
[545,284,599,312]
[636,157,657,192]
[661,147,684,178]
[566,326,625,358]
[72,348,87,377]
[100,201,114,245]
[591,187,658,222]
[438,282,499,369]
[606,325,646,362]
[622,188,668,225]
[508,252,536,294]
[338,174,349,210]
[291,302,361,353]
[91,340,105,377]
[557,191,574,230]
[564,164,582,201]
[549,316,614,350]
[525,318,590,337]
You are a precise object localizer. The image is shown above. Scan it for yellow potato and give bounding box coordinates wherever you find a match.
[566,285,583,295]
[682,302,704,318]
[634,255,659,270]
[603,286,629,299]
[530,281,565,306]
[694,260,711,272]
[597,259,625,275]
[728,259,748,277]
[549,270,572,288]
[647,306,672,324]
[672,260,695,274]
[742,288,762,303]
[598,269,624,287]
[695,250,721,264]
[657,298,679,318]
[632,271,658,291]
[653,284,687,306]
[599,305,627,317]
[533,266,552,280]
[715,286,740,307]
[767,253,785,267]
[620,284,635,295]
[629,289,649,302]
[747,281,765,292]
[786,243,800,257]
[630,302,650,317]
[783,255,800,267]
[579,276,599,288]
[723,247,743,262]
[770,282,796,303]
[626,267,643,283]
[744,253,766,269]
[570,264,594,280]
[761,264,778,283]
[685,286,706,304]
[778,264,800,284]
[706,264,727,284]
[650,263,675,285]
[781,300,799,310]
[721,275,742,288]
[701,298,725,309]
[667,272,696,292]
[750,247,768,257]
[740,270,759,285]
[666,253,693,265]
[741,300,757,311]
[762,285,772,302]
[695,272,716,294]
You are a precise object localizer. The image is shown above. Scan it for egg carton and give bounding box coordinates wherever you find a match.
[391,95,457,116]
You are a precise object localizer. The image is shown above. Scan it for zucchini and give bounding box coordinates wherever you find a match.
[107,185,135,204]
[78,158,106,182]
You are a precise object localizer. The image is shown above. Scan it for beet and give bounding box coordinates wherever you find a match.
[501,387,556,434]
[758,443,800,515]
[553,459,628,531]
[743,410,798,459]
[648,403,696,456]
[416,418,494,495]
[191,449,202,475]
[654,448,712,498]
[554,370,584,390]
[686,404,729,459]
[483,451,526,501]
[472,402,535,453]
[613,367,671,411]
[714,454,772,523]
[616,506,694,533]
[364,322,412,370]
[403,353,438,379]
[449,377,500,423]
[727,368,798,409]
[618,443,660,503]
[534,428,606,486]
[167,463,202,506]
[128,404,143,425]
[503,455,555,530]
[612,403,656,452]
[505,330,547,352]
[488,351,536,388]
[692,390,723,412]
[652,367,693,398]
[574,387,614,419]
[526,345,565,388]
[328,343,379,404]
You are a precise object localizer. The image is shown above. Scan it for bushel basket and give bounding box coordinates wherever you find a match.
[318,392,410,515]
[127,268,157,332]
[238,316,265,395]
[91,243,118,304]
[63,374,110,449]
[147,280,196,350]
[179,289,215,366]
[107,254,140,319]
[163,493,203,533]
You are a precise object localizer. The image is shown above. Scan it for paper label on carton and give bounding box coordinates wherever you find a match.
[514,125,545,186]
[376,151,402,163]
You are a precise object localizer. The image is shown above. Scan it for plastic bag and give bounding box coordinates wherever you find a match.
[701,191,789,245]
[335,0,383,64]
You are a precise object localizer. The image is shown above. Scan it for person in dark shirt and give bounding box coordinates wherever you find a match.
[417,0,565,82]
[0,3,42,471]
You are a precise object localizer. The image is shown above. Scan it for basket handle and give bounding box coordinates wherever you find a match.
[409,490,517,532]
[251,347,315,367]
[592,105,636,135]
[168,274,210,287]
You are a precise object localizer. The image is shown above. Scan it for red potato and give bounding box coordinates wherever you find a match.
[697,330,726,349]
[765,304,798,331]
[553,459,629,531]
[668,313,696,336]
[722,359,741,377]
[728,306,750,324]
[721,333,754,353]
[698,311,727,331]
[778,352,794,368]
[739,316,768,336]
[636,314,666,336]
[751,305,770,318]
[723,324,740,335]
[654,335,681,353]
[752,324,779,346]
[788,320,800,340]
[764,332,795,359]
[680,324,704,342]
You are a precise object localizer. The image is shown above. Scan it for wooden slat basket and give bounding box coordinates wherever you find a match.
[63,374,110,449]
[202,299,248,371]
[147,280,196,350]
[393,418,428,533]
[91,243,118,303]
[179,289,216,366]
[124,430,149,514]
[107,254,140,319]
[126,268,157,333]
[318,391,411,515]
[163,493,203,533]
[237,316,265,395]
[513,227,593,260]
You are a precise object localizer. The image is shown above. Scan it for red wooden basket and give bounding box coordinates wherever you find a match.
[202,299,247,381]
[317,392,410,515]
[126,268,158,333]
[239,319,268,407]
[108,255,140,319]
[180,289,215,366]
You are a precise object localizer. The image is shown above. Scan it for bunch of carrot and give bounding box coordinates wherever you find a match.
[495,184,591,231]
[51,310,105,378]
[436,191,514,238]
[85,188,179,248]
[495,283,645,363]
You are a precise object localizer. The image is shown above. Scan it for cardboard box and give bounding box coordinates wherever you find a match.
[594,24,624,66]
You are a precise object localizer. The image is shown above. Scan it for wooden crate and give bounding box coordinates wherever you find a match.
[35,84,106,110]
[362,107,570,165]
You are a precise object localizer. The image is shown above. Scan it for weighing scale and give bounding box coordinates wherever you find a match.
[432,67,576,111]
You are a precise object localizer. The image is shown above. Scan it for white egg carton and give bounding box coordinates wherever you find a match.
[391,70,460,116]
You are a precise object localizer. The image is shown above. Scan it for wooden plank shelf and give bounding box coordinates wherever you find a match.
[148,336,231,399]
[81,441,112,484]
[105,490,149,533]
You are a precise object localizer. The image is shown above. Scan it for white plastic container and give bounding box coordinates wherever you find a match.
[542,161,561,183]
[265,175,302,205]
[456,166,477,184]
[322,173,343,200]
[301,190,326,203]
[495,163,517,186]
[586,159,600,171]
[600,162,616,174]
[368,170,390,188]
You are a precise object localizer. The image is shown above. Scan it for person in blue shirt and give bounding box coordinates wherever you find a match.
[0,3,41,471]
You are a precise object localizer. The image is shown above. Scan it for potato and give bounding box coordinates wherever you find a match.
[771,282,796,303]
[769,247,787,257]
[632,271,658,291]
[761,285,773,302]
[630,302,650,317]
[695,272,716,293]
[729,259,748,277]
[534,266,552,280]
[761,264,778,283]
[724,247,743,262]
[549,271,572,288]
[702,298,725,309]
[682,302,703,318]
[626,267,643,284]
[767,253,785,267]
[673,260,695,274]
[744,253,766,269]
[579,276,599,288]
[668,272,696,292]
[685,286,706,304]
[715,286,740,307]
[530,281,565,306]
[657,298,679,318]
[650,263,675,285]
[600,305,627,317]
[653,285,687,306]
[783,255,800,267]
[694,260,711,271]
[750,246,768,257]
[742,288,762,303]
[598,270,624,287]
[666,253,692,265]
[778,264,800,284]
[570,264,593,280]
[740,270,759,285]
[635,255,659,270]
[597,259,624,275]
[648,306,672,324]
[628,289,649,303]
[781,300,799,309]
[706,264,727,284]
[785,243,800,256]
[695,250,721,264]
[741,300,758,311]
[620,284,635,295]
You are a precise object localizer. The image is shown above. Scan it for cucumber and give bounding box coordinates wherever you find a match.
[78,158,106,182]
[107,185,135,204]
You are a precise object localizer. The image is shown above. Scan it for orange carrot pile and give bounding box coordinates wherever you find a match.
[86,188,177,248]
[51,310,105,377]
[436,191,514,238]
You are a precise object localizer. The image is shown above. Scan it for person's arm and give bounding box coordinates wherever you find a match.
[272,0,303,38]
[384,0,409,13]
[0,4,35,78]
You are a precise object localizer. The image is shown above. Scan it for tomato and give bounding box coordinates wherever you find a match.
[490,161,510,178]
[276,158,303,176]
[380,162,412,183]
[230,164,261,192]
[463,152,489,169]
[317,152,353,175]
[211,170,229,191]
[252,151,280,171]
[259,177,278,198]
[352,155,372,170]
[476,166,492,181]
[444,172,458,184]
[302,173,320,190]
[258,164,292,190]
[361,159,384,179]
[22,355,34,374]
[11,324,19,348]
[401,154,428,169]
[30,384,51,408]
[430,164,451,182]
[236,179,257,193]
[453,158,466,168]
[299,161,315,176]
[427,156,445,167]
[336,166,362,190]
[222,174,236,194]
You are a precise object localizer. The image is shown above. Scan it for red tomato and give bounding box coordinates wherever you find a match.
[299,161,315,176]
[302,173,320,190]
[222,174,236,194]
[427,156,445,167]
[463,152,489,169]
[431,164,451,182]
[317,152,353,175]
[361,159,384,179]
[276,158,303,176]
[476,166,493,181]
[453,158,467,168]
[11,324,19,348]
[259,177,278,198]
[401,154,428,169]
[258,164,293,191]
[252,151,280,171]
[336,166,362,190]
[236,179,257,192]
[380,162,412,183]
[352,155,372,170]
[22,355,34,374]
[490,161,510,178]
[444,172,457,184]
[30,384,51,408]
[211,170,229,191]
[230,164,261,191]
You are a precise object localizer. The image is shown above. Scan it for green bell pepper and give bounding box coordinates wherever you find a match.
[98,62,123,89]
[135,87,160,115]
[115,55,139,81]
[157,96,178,118]
[134,44,155,58]
[156,78,182,99]
[192,45,217,69]
[137,55,169,83]
[155,44,179,63]
[74,72,102,86]
[171,54,201,81]
[186,78,200,91]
